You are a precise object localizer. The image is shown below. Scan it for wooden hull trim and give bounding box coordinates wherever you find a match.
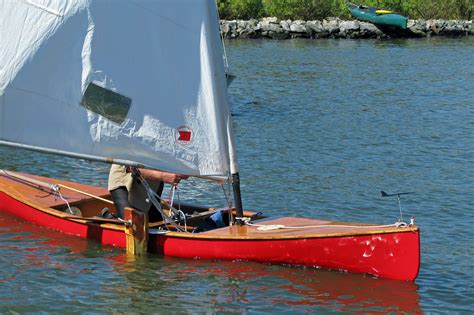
[161,226,419,240]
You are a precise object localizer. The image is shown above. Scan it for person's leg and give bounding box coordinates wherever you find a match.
[110,186,129,219]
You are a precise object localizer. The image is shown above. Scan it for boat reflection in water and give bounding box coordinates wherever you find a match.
[0,211,116,268]
[149,258,422,313]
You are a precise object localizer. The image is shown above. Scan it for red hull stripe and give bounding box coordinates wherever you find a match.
[151,231,420,281]
[0,192,126,248]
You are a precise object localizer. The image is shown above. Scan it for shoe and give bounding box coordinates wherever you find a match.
[100,207,116,219]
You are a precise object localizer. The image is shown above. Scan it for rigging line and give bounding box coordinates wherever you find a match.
[9,85,71,107]
[57,183,113,205]
[168,185,181,223]
[174,187,187,231]
[135,172,185,232]
[169,185,188,231]
[214,0,230,73]
[0,169,57,191]
[221,183,232,207]
[149,184,192,233]
[54,189,74,215]
[178,209,187,231]
[167,186,174,214]
[0,169,114,205]
[165,185,187,231]
[1,169,118,221]
[162,185,182,217]
[180,175,233,206]
[176,186,181,213]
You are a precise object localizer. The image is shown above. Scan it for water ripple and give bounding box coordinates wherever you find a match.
[1,37,473,313]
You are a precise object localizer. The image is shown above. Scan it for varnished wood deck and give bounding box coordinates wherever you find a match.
[0,170,110,208]
[165,214,418,240]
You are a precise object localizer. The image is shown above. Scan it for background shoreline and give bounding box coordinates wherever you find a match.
[221,17,474,39]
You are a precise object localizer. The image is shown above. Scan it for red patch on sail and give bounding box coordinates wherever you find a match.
[177,126,192,143]
[178,130,191,141]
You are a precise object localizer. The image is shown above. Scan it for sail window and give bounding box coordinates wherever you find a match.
[80,83,131,124]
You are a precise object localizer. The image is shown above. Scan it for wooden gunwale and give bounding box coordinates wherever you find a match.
[0,172,123,232]
[3,188,124,232]
[161,225,419,240]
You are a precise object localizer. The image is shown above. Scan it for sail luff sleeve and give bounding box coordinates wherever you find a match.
[206,0,240,175]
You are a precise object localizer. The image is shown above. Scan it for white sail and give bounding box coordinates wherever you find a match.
[0,0,238,176]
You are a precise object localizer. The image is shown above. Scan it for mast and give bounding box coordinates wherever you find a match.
[227,119,244,223]
[232,173,244,224]
[227,109,244,223]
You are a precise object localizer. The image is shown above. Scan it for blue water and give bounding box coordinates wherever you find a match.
[1,37,473,313]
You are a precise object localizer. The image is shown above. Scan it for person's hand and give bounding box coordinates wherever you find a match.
[160,172,189,186]
[139,168,188,185]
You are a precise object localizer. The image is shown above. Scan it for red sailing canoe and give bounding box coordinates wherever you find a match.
[0,170,420,281]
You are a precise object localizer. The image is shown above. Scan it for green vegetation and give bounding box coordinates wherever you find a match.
[217,0,473,20]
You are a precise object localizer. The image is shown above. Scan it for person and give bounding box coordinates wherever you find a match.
[106,164,187,220]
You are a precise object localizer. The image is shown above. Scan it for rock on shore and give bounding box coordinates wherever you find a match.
[220,17,474,39]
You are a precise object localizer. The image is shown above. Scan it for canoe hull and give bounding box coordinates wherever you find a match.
[0,172,420,281]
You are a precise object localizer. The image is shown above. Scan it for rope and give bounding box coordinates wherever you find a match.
[134,170,186,232]
[57,183,113,204]
[0,169,57,191]
[52,186,74,215]
[0,169,113,204]
[176,209,187,231]
[168,173,234,226]
[175,187,188,231]
[168,185,176,212]
[214,0,230,74]
[167,185,187,231]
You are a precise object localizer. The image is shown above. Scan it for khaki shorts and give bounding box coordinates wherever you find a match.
[108,164,162,212]
[108,164,133,191]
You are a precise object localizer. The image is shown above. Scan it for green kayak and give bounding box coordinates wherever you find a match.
[348,3,407,29]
